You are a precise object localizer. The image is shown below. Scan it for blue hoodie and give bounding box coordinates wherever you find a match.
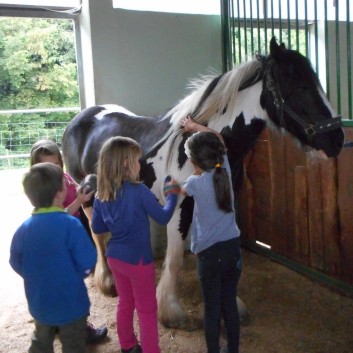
[9,208,97,326]
[91,181,177,264]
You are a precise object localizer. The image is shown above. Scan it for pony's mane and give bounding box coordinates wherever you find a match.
[147,57,263,160]
[170,58,262,128]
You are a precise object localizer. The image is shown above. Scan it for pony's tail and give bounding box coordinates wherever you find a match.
[213,166,233,213]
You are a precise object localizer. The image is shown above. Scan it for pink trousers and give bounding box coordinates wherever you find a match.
[107,257,160,353]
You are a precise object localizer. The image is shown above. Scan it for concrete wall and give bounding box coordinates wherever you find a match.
[78,0,222,116]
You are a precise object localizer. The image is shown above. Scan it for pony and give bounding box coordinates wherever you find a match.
[62,37,344,328]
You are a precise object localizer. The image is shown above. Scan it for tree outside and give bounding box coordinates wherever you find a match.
[0,17,79,169]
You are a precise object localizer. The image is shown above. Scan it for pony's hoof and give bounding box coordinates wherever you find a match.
[181,316,203,332]
[239,311,251,326]
[160,315,202,331]
[237,296,251,326]
[99,283,118,298]
[159,314,186,329]
[94,271,117,297]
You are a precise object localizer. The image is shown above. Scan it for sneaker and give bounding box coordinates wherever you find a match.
[86,322,108,344]
[121,343,142,353]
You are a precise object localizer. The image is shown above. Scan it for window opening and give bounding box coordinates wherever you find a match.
[0,16,80,169]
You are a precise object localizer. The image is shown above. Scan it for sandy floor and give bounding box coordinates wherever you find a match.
[1,169,353,353]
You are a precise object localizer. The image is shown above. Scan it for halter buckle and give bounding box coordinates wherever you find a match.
[304,125,316,136]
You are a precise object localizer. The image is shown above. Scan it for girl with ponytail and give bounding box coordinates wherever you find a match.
[180,116,242,353]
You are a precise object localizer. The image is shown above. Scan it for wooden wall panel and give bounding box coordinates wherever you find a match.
[238,127,353,287]
[306,158,325,271]
[284,134,309,263]
[320,158,341,275]
[267,130,287,255]
[292,165,309,264]
[237,155,255,242]
[245,130,273,247]
[337,128,353,284]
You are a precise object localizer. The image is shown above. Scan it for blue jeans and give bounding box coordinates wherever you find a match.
[197,237,242,353]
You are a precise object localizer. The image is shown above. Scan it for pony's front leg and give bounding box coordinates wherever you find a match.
[82,206,117,297]
[157,213,186,328]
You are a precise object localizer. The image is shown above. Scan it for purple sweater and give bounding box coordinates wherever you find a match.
[91,181,177,264]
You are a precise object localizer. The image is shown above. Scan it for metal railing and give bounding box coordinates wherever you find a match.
[0,107,79,170]
[222,0,353,123]
[0,121,69,170]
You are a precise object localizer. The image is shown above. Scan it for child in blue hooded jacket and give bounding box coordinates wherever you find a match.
[9,162,97,353]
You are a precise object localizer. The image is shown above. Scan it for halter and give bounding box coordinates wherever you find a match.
[265,62,342,141]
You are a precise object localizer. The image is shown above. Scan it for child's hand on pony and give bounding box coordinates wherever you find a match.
[180,115,199,132]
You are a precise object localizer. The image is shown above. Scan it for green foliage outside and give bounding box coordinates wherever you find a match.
[0,17,79,170]
[232,27,307,64]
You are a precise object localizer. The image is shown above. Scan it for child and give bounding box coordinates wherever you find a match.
[91,136,179,353]
[29,139,108,344]
[180,116,242,353]
[30,139,92,218]
[9,162,97,353]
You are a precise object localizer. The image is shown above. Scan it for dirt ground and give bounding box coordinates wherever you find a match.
[1,248,353,353]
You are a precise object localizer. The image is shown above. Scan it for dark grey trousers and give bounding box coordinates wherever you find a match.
[29,316,87,353]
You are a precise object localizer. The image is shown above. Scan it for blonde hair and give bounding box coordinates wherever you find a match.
[96,136,142,201]
[30,139,64,168]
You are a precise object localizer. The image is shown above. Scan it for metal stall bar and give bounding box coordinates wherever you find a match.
[237,0,242,63]
[231,0,236,65]
[347,0,352,119]
[278,0,282,43]
[324,0,331,98]
[335,0,341,113]
[287,0,291,48]
[304,0,308,56]
[257,0,261,52]
[314,0,319,73]
[243,0,248,58]
[221,0,232,72]
[264,0,268,51]
[270,0,275,38]
[250,0,255,55]
[295,0,299,50]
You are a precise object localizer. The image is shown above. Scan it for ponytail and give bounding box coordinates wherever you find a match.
[213,164,233,213]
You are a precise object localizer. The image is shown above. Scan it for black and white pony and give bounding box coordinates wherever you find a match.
[62,37,344,328]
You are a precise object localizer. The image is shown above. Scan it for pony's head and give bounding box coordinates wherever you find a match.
[260,37,344,158]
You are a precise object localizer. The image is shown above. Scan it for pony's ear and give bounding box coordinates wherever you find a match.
[270,36,278,53]
[270,36,286,59]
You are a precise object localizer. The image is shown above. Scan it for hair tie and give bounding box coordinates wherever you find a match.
[215,163,222,168]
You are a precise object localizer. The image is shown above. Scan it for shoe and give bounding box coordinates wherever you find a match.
[86,322,108,344]
[121,343,142,353]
